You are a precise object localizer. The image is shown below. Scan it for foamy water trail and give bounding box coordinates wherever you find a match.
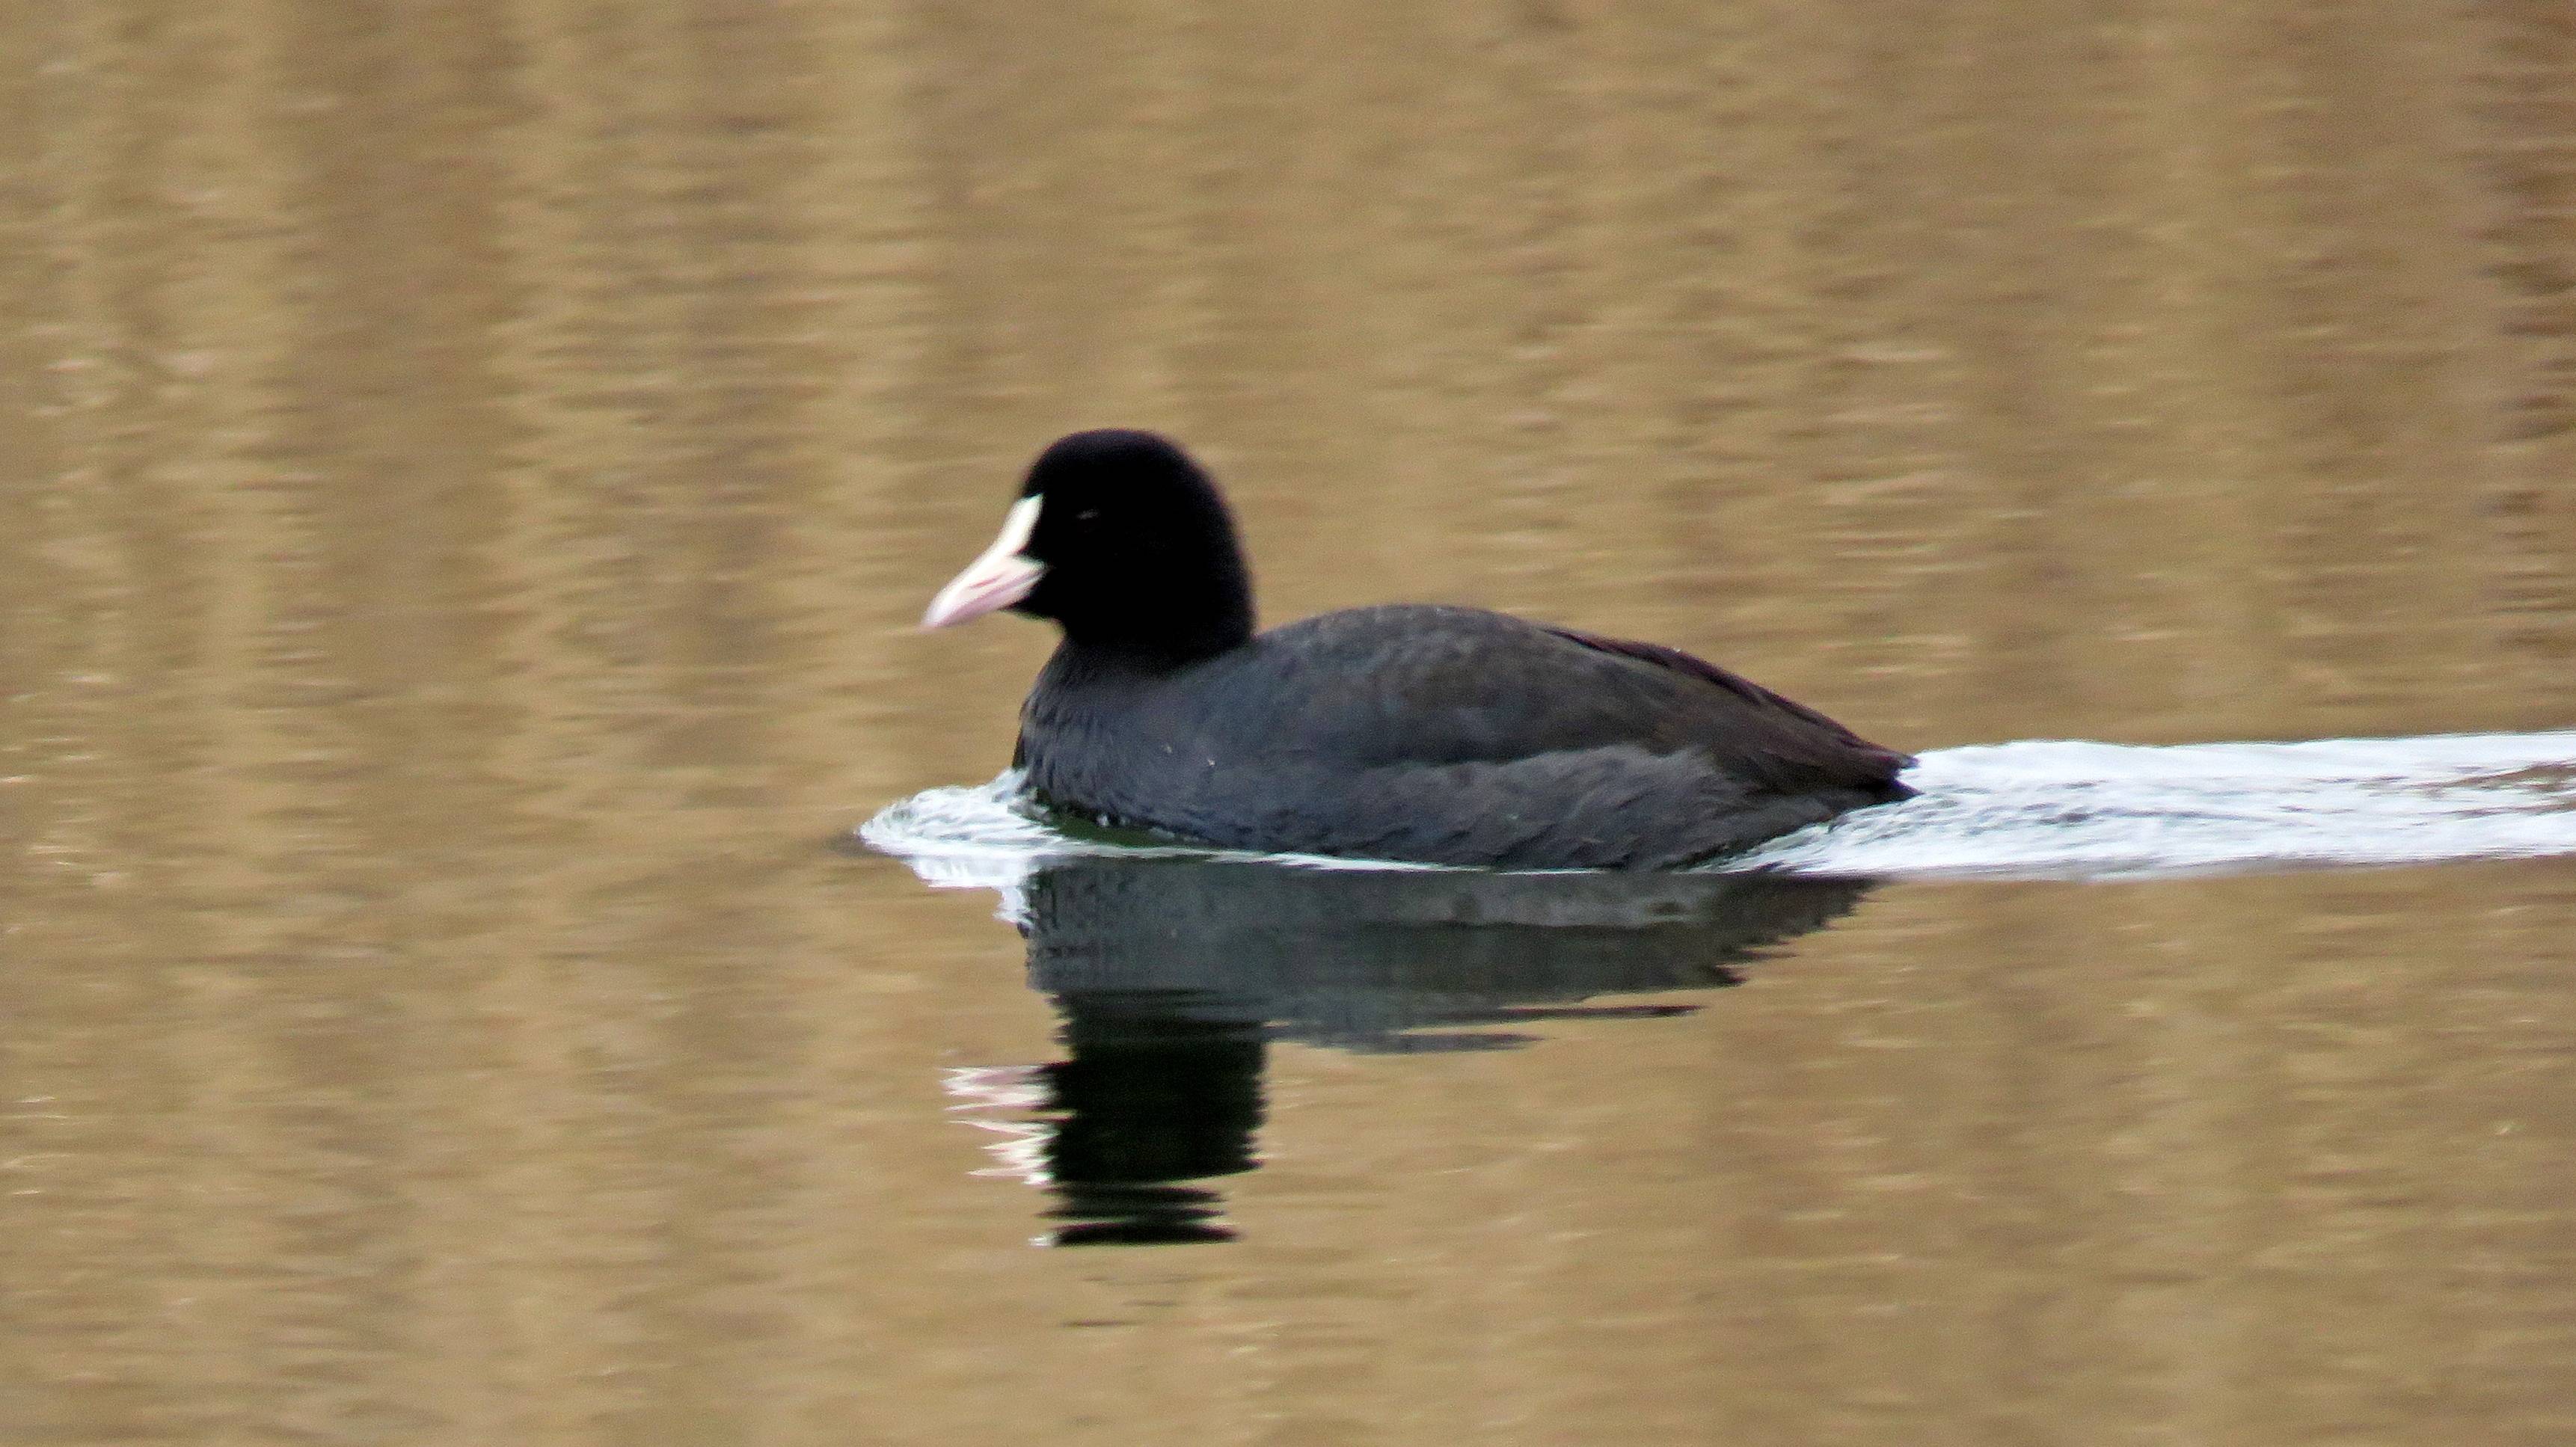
[859,730,2576,889]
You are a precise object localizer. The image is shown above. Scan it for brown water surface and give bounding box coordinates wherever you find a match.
[4,2,2576,1444]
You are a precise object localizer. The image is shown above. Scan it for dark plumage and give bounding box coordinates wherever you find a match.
[922,429,1914,870]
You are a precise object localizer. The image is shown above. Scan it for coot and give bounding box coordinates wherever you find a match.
[922,430,1913,869]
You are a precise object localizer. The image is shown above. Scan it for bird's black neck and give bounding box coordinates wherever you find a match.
[1046,550,1255,670]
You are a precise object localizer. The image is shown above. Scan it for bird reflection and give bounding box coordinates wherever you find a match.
[952,857,1871,1246]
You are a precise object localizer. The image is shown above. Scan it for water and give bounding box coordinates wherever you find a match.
[7,1,2576,1443]
[873,733,2576,1254]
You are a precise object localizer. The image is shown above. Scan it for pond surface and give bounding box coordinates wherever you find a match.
[5,2,2576,1444]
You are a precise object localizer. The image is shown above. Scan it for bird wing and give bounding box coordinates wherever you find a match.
[1228,606,1912,801]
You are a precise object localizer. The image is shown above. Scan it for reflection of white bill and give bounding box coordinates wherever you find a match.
[942,1066,1055,1188]
[864,731,2576,887]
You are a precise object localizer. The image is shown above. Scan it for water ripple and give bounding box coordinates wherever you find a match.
[862,731,2576,888]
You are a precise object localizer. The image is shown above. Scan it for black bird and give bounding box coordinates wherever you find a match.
[923,429,1914,869]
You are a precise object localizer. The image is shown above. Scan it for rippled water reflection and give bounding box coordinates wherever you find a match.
[6,1,2576,1443]
[961,861,1865,1244]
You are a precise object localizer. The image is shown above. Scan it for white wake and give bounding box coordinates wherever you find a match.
[860,731,2576,888]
